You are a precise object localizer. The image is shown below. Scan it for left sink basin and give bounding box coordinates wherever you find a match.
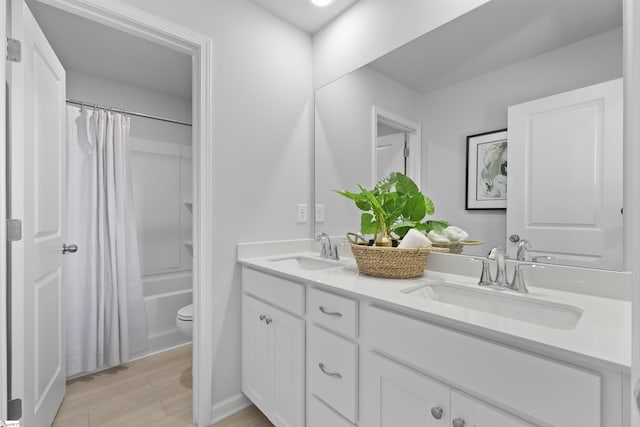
[268,255,343,271]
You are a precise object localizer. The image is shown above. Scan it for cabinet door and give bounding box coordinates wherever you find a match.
[451,390,534,427]
[242,295,273,412]
[361,352,450,427]
[272,306,305,427]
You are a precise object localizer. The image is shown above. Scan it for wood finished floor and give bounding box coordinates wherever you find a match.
[52,345,273,427]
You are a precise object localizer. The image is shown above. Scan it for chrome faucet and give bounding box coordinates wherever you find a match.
[516,239,531,261]
[466,257,493,286]
[315,233,339,260]
[505,263,544,293]
[487,247,507,287]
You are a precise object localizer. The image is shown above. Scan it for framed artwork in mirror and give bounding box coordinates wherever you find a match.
[465,129,508,210]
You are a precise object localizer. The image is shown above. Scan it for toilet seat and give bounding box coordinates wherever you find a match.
[177,304,193,322]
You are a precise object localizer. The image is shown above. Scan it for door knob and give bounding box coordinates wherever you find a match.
[452,418,466,427]
[509,234,520,242]
[62,243,78,254]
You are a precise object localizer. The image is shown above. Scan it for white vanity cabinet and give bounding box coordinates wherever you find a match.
[360,351,451,427]
[239,262,628,427]
[450,390,534,427]
[307,287,359,425]
[241,268,305,427]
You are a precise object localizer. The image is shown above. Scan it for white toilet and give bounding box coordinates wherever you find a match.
[176,304,193,338]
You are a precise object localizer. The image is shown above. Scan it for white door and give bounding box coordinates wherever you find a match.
[360,352,450,427]
[376,132,406,181]
[8,1,66,426]
[507,79,623,269]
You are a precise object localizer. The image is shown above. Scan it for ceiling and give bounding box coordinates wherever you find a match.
[26,0,192,99]
[368,0,622,94]
[249,0,359,34]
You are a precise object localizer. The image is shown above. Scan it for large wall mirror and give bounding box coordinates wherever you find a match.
[314,0,623,270]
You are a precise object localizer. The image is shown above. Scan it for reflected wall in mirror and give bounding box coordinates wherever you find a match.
[314,0,623,270]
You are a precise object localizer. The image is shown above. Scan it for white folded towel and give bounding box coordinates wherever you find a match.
[427,229,450,243]
[398,229,432,249]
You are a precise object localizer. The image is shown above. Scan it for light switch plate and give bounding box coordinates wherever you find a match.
[315,204,325,223]
[297,203,308,223]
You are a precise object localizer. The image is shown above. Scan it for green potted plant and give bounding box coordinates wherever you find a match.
[334,172,448,247]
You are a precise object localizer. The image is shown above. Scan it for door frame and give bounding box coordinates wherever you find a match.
[371,106,422,187]
[8,0,214,425]
[0,0,8,422]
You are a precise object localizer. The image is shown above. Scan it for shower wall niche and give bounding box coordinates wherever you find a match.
[67,69,193,355]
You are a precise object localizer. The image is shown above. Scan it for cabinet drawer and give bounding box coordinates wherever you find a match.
[242,267,305,316]
[364,305,601,427]
[308,395,354,427]
[308,325,358,423]
[309,287,357,338]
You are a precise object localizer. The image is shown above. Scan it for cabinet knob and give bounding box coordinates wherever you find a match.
[430,406,443,420]
[452,418,465,427]
[259,314,266,321]
[265,318,272,325]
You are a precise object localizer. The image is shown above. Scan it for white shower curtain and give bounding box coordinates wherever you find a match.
[66,106,148,376]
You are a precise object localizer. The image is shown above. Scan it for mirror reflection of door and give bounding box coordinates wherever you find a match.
[376,126,407,181]
[373,108,421,187]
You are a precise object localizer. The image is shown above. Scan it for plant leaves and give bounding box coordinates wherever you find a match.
[424,195,435,215]
[361,213,376,235]
[395,172,419,195]
[403,193,426,221]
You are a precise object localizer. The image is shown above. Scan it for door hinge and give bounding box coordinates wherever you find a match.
[6,219,22,242]
[404,147,410,158]
[7,398,21,421]
[6,38,21,63]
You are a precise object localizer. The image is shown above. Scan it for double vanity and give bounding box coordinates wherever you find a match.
[238,240,631,427]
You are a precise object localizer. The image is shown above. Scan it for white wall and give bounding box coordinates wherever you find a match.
[315,65,420,236]
[312,0,490,89]
[116,0,313,411]
[67,69,194,353]
[421,27,623,255]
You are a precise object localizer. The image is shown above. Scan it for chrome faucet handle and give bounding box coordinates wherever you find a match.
[466,257,493,286]
[315,233,333,259]
[508,263,544,293]
[516,239,531,261]
[487,247,507,287]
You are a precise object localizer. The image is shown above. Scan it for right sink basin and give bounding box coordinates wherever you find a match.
[403,282,583,330]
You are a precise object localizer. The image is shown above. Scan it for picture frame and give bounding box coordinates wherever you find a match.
[465,129,508,210]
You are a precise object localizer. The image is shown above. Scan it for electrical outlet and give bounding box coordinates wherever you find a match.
[315,204,325,223]
[297,203,308,223]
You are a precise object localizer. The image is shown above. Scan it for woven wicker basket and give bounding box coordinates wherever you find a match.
[347,233,449,279]
[431,240,484,255]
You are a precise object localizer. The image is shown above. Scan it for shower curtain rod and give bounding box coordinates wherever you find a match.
[66,98,193,127]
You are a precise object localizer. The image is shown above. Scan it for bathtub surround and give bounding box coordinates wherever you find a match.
[65,105,148,377]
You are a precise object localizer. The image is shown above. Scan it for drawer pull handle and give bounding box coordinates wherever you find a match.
[452,418,465,427]
[319,306,342,317]
[430,406,443,420]
[318,363,342,379]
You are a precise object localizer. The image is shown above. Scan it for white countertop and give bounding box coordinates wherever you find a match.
[238,250,631,373]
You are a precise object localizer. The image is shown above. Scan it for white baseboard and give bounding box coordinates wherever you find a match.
[209,393,252,424]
